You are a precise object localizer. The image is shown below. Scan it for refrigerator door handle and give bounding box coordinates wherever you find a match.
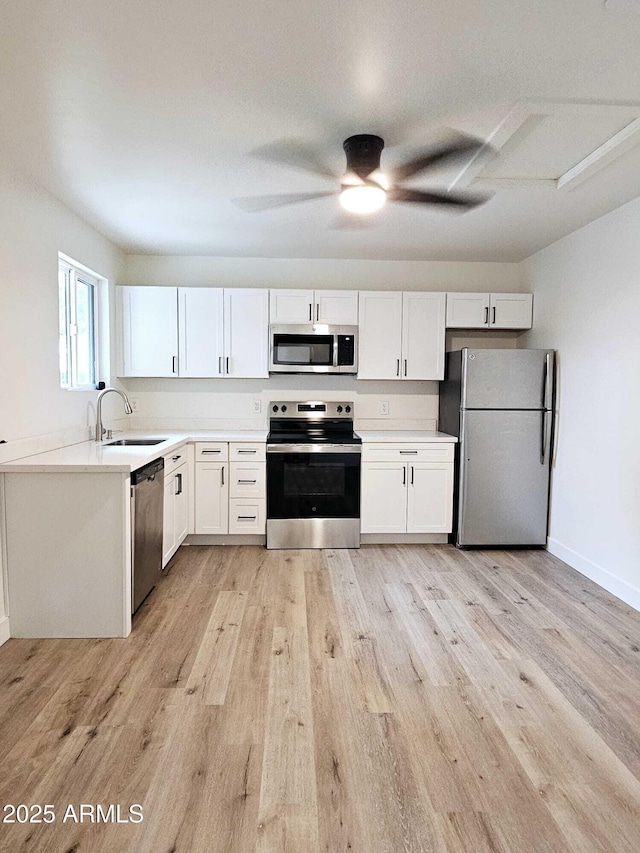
[543,352,554,410]
[541,410,552,465]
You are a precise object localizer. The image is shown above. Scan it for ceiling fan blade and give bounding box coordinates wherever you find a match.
[391,136,486,183]
[388,187,490,209]
[249,139,338,180]
[233,191,337,213]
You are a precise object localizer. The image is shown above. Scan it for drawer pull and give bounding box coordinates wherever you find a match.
[201,449,221,454]
[171,455,181,461]
[238,515,257,521]
[237,449,257,454]
[238,479,257,484]
[399,450,418,454]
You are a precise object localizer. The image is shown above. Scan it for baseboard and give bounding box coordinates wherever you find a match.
[0,616,10,647]
[361,533,448,545]
[184,534,266,546]
[547,537,640,613]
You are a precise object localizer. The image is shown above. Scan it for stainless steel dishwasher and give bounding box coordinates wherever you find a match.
[131,458,164,614]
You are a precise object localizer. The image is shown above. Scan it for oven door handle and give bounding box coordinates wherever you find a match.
[267,444,362,454]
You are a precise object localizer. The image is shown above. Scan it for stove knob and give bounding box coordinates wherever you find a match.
[272,405,279,412]
[281,404,287,413]
[336,405,343,413]
[345,405,351,413]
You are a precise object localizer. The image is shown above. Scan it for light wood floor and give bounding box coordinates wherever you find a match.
[1,544,640,852]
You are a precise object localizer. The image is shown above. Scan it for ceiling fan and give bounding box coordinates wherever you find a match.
[234,133,492,218]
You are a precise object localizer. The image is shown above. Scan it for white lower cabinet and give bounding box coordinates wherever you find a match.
[163,461,189,567]
[193,441,266,536]
[229,499,266,534]
[195,462,229,534]
[361,444,454,534]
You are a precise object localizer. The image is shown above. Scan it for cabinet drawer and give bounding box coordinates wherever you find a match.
[362,443,455,463]
[164,445,188,477]
[229,442,266,462]
[195,442,228,461]
[228,499,265,534]
[230,462,265,498]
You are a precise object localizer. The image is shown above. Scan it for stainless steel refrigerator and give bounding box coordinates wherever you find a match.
[439,348,555,548]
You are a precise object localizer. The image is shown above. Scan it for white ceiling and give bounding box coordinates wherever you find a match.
[3,0,640,261]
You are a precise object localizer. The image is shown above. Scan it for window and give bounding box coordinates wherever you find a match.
[58,257,98,389]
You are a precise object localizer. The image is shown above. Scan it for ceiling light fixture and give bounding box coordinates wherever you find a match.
[339,183,387,214]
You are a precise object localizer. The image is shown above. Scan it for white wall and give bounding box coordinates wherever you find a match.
[523,196,640,610]
[123,254,524,292]
[119,255,524,430]
[0,166,126,450]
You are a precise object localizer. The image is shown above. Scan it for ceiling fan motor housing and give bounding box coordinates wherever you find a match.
[343,134,384,180]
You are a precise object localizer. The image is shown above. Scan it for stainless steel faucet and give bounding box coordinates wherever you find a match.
[95,387,133,441]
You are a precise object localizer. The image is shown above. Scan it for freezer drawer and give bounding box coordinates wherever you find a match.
[458,409,550,547]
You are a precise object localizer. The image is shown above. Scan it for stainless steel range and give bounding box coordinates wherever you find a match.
[266,401,361,549]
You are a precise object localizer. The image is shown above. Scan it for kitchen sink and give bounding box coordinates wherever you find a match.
[105,438,167,446]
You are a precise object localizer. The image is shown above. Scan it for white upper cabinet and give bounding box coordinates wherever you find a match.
[269,289,358,325]
[314,290,358,324]
[446,292,533,329]
[118,286,269,378]
[358,291,403,380]
[401,292,446,380]
[118,286,178,377]
[178,287,224,377]
[269,289,315,324]
[489,293,533,329]
[445,292,490,328]
[224,289,269,378]
[358,291,445,381]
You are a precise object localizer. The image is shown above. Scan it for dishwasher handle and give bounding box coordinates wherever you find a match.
[131,457,165,485]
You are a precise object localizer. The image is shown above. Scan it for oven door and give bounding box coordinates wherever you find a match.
[270,328,336,373]
[267,446,361,519]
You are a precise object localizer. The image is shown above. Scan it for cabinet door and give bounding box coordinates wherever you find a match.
[314,290,358,324]
[406,462,453,534]
[401,292,446,380]
[361,462,407,533]
[178,288,224,377]
[269,289,314,324]
[118,286,178,377]
[162,475,177,567]
[174,463,189,546]
[358,292,403,379]
[445,292,490,328]
[224,289,269,377]
[489,293,533,329]
[195,463,229,534]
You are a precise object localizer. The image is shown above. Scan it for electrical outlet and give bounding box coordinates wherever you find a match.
[380,401,389,416]
[129,397,138,412]
[252,400,261,414]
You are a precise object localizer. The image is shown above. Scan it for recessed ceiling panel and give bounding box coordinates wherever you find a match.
[482,113,634,179]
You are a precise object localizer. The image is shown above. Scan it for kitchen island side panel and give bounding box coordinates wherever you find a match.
[4,472,131,638]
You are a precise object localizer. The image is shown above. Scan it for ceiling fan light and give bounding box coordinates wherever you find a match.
[340,185,386,214]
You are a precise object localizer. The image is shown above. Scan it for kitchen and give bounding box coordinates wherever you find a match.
[1,1,640,851]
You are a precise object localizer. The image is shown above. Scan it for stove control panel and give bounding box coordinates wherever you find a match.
[269,401,354,419]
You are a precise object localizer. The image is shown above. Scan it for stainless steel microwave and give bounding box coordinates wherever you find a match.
[269,325,358,374]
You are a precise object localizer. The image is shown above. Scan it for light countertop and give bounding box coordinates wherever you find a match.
[0,430,268,473]
[0,428,457,473]
[356,430,457,443]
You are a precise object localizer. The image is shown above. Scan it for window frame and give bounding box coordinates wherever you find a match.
[58,257,99,391]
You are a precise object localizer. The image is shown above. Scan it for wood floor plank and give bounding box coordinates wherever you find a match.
[256,626,320,853]
[185,589,248,705]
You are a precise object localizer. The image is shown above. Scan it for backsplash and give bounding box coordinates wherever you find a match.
[115,377,440,431]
